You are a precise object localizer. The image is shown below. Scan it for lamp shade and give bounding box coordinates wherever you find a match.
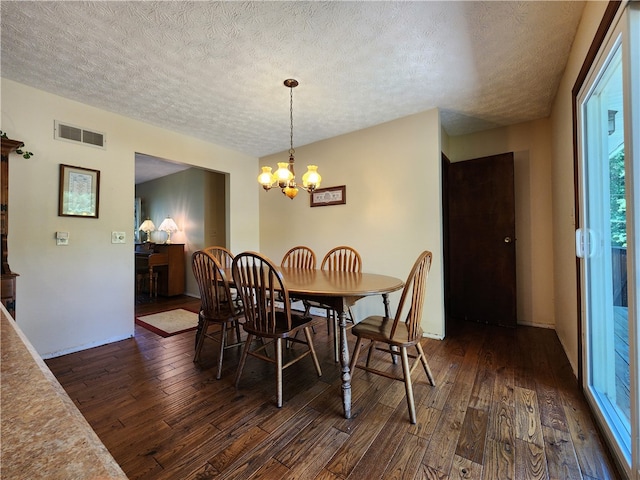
[302,165,321,191]
[138,219,156,232]
[158,217,178,233]
[257,166,275,189]
[274,162,294,188]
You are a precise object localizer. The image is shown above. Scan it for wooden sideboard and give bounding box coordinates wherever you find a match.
[1,137,23,318]
[135,243,185,296]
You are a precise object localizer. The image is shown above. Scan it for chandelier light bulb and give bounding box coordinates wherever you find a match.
[258,166,275,190]
[274,162,293,188]
[302,165,321,191]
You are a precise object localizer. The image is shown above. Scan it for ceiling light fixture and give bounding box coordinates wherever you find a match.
[258,79,321,199]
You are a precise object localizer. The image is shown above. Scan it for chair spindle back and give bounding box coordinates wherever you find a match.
[192,250,234,318]
[233,252,293,334]
[202,246,234,269]
[389,251,432,341]
[321,246,362,273]
[281,246,316,269]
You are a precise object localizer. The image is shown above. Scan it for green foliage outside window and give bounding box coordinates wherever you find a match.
[609,149,626,247]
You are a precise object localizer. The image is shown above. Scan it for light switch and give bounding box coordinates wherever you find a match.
[111,232,126,244]
[56,231,69,246]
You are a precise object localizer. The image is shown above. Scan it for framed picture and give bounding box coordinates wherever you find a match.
[58,164,100,218]
[310,185,346,207]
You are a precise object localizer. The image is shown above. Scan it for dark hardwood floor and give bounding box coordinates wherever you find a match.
[45,295,622,479]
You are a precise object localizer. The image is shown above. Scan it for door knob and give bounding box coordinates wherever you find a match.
[504,236,512,243]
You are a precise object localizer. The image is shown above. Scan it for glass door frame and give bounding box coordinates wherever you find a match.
[575,2,638,478]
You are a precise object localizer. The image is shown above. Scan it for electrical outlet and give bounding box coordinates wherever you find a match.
[111,231,126,244]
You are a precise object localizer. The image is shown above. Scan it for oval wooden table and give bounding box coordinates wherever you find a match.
[277,267,404,419]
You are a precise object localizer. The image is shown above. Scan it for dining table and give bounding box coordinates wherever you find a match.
[227,265,404,419]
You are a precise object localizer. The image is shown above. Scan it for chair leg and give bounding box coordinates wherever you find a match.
[303,327,322,376]
[276,338,283,408]
[151,272,158,297]
[193,317,208,363]
[349,337,363,372]
[216,322,227,380]
[194,312,204,349]
[416,342,435,386]
[390,345,399,365]
[235,334,253,389]
[234,319,242,344]
[400,347,417,424]
[333,313,339,363]
[365,340,376,367]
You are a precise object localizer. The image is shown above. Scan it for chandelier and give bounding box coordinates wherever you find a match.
[257,79,321,199]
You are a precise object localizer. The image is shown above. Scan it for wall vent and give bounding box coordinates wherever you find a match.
[54,120,106,149]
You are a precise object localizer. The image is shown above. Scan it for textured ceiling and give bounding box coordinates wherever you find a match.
[2,1,585,169]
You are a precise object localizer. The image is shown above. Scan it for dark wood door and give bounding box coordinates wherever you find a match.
[445,152,517,327]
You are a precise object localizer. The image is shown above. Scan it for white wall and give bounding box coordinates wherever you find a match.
[448,119,555,328]
[258,109,446,338]
[1,79,260,358]
[550,1,609,374]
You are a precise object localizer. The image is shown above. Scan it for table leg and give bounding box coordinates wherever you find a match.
[382,293,391,317]
[338,309,352,419]
[382,293,398,364]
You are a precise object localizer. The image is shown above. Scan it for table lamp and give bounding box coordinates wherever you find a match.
[158,216,178,244]
[138,219,155,243]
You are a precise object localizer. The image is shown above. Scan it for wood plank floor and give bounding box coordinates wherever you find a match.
[45,296,623,479]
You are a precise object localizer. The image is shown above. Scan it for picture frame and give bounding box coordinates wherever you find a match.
[310,185,346,207]
[58,164,100,218]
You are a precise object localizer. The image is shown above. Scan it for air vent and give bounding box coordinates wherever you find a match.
[54,120,106,149]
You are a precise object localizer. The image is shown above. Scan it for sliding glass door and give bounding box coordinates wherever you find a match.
[576,4,638,479]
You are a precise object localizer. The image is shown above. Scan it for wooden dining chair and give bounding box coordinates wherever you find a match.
[306,246,362,361]
[202,246,241,309]
[202,245,234,269]
[192,250,244,380]
[232,251,322,408]
[280,246,317,315]
[280,246,316,269]
[349,250,435,424]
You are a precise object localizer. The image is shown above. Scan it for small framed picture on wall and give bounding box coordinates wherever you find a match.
[310,185,346,207]
[58,164,100,218]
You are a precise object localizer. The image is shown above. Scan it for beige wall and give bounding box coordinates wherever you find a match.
[1,79,260,357]
[258,109,446,338]
[448,119,555,328]
[550,1,610,374]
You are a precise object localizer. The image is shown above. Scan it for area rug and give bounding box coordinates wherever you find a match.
[135,309,199,337]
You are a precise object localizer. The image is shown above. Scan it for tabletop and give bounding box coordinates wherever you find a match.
[224,266,404,298]
[278,267,404,297]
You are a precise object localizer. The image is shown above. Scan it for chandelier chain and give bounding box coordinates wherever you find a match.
[289,85,294,155]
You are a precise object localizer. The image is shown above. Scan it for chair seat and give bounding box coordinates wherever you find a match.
[198,302,240,324]
[242,311,315,339]
[352,315,422,347]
